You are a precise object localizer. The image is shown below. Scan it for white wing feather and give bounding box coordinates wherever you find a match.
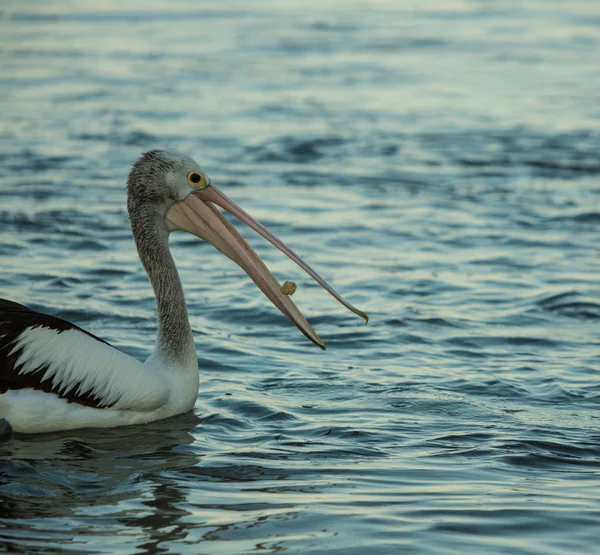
[10,326,168,411]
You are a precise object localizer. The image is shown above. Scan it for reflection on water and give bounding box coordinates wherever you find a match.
[1,0,600,553]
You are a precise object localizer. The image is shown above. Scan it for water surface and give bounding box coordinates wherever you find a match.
[1,1,599,553]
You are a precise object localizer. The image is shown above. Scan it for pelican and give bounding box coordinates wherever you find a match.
[0,150,367,436]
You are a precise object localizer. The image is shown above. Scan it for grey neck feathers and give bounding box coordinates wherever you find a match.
[132,210,196,369]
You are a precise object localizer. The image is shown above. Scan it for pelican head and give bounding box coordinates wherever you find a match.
[127,150,367,349]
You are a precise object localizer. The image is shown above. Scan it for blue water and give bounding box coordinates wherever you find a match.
[1,1,600,553]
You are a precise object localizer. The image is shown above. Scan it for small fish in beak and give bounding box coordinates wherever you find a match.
[281,281,297,296]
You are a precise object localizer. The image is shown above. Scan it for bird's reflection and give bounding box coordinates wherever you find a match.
[134,480,193,553]
[0,410,333,553]
[0,411,203,531]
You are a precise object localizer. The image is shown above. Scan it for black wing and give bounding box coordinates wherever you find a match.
[0,299,117,408]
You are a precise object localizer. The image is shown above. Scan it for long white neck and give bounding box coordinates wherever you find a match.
[136,222,197,371]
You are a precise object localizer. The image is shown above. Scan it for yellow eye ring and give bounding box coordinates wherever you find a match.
[187,171,206,187]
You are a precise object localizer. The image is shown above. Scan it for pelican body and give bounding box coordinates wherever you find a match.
[0,151,366,435]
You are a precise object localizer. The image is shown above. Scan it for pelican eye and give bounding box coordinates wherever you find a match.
[187,171,206,187]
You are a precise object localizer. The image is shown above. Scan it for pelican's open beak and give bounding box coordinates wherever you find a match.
[165,184,368,349]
